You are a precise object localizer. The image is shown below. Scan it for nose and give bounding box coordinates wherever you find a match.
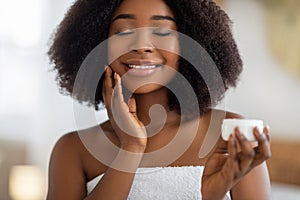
[129,29,154,54]
[130,47,154,54]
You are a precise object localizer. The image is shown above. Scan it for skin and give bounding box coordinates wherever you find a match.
[47,0,272,199]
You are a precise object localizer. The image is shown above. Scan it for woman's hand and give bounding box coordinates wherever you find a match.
[102,66,147,152]
[201,126,271,200]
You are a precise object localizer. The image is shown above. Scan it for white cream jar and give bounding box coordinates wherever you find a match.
[221,119,264,141]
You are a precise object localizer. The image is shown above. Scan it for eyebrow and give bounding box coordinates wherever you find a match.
[111,14,176,23]
[151,15,176,22]
[111,14,135,22]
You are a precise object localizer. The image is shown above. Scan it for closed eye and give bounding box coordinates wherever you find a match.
[152,28,173,36]
[115,29,134,36]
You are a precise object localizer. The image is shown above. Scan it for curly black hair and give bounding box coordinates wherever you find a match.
[48,0,243,119]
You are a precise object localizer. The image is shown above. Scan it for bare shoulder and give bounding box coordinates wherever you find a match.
[52,131,81,151]
[52,120,116,153]
[47,121,117,199]
[49,131,83,166]
[206,108,245,120]
[57,119,119,161]
[47,131,86,199]
[224,110,245,119]
[49,120,118,180]
[50,125,100,159]
[48,129,91,177]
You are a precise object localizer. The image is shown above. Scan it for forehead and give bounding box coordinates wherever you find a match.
[111,0,174,19]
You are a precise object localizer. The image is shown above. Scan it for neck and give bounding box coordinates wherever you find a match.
[133,87,180,127]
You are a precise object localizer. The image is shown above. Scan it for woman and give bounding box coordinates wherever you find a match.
[47,0,271,199]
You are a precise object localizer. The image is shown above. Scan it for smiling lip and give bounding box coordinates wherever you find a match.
[123,59,163,77]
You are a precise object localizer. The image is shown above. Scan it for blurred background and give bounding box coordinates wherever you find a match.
[0,0,300,199]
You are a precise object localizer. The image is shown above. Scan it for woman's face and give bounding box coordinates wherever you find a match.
[108,0,180,94]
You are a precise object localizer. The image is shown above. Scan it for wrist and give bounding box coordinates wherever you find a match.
[111,148,144,171]
[121,143,147,153]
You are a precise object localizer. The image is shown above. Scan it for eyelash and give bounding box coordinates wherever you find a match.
[114,29,172,36]
[152,31,172,36]
[114,30,133,36]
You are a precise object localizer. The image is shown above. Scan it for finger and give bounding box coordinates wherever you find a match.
[104,65,108,71]
[228,134,238,162]
[103,66,114,112]
[128,96,142,124]
[128,96,137,113]
[112,73,130,118]
[222,134,239,180]
[105,66,114,89]
[113,72,125,103]
[252,127,271,167]
[102,66,113,97]
[235,127,255,172]
[263,125,271,142]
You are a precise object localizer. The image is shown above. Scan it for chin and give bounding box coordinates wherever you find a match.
[124,82,164,94]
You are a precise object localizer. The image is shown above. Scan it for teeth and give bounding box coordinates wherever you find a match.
[128,65,159,69]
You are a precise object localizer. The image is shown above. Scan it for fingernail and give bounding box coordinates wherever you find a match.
[255,126,263,133]
[114,72,117,80]
[234,127,240,134]
[237,132,243,137]
[235,129,244,137]
[107,66,111,73]
[230,134,237,145]
[253,126,258,132]
[254,127,263,137]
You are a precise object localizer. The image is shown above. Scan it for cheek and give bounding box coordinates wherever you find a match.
[161,51,179,71]
[107,36,132,64]
[108,33,180,64]
[152,35,180,56]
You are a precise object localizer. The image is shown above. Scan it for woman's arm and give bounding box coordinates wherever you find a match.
[47,133,87,200]
[85,145,145,200]
[85,67,148,199]
[47,133,145,200]
[230,162,271,200]
[47,67,147,200]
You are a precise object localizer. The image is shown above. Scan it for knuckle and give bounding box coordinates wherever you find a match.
[234,172,241,180]
[238,134,247,142]
[105,105,111,112]
[245,150,255,159]
[112,89,117,97]
[258,133,267,141]
[264,151,271,159]
[112,95,119,104]
[266,134,271,142]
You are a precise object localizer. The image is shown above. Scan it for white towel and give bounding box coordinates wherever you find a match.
[86,166,231,200]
